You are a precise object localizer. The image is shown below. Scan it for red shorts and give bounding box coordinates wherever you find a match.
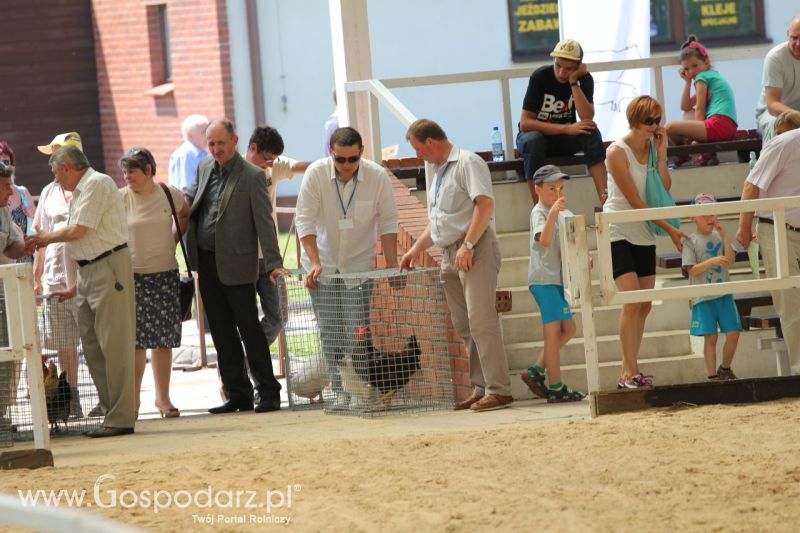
[704,114,737,142]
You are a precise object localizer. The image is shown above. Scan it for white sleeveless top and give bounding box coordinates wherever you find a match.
[603,139,654,246]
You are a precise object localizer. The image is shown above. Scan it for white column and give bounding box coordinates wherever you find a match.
[329,0,377,159]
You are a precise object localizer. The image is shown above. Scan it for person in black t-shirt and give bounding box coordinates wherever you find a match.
[516,39,608,204]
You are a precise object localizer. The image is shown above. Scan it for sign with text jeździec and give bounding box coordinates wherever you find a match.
[683,0,759,39]
[508,0,560,61]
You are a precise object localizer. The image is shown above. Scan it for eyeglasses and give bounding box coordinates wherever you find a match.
[333,155,361,164]
[642,116,662,126]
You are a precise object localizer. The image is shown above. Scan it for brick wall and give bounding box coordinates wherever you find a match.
[91,0,234,185]
[380,172,472,402]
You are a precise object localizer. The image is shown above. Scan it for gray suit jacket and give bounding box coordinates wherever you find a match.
[185,152,283,285]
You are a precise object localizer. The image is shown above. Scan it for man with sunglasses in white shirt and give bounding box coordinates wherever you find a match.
[296,127,398,408]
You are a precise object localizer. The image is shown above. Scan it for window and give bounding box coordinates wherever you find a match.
[158,5,172,82]
[146,3,173,87]
[508,0,767,61]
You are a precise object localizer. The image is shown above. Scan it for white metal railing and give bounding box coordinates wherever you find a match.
[0,263,48,449]
[344,45,768,163]
[560,196,800,395]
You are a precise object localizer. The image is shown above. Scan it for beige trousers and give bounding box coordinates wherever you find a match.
[441,230,511,396]
[77,248,136,428]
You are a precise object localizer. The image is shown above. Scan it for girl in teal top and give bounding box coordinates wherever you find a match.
[665,35,738,166]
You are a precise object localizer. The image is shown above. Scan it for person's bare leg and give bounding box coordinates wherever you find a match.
[666,119,708,145]
[134,348,147,417]
[57,349,79,388]
[704,334,719,376]
[588,161,608,204]
[151,348,178,414]
[722,331,739,369]
[616,273,646,378]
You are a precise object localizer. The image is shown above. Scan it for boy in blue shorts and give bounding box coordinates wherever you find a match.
[521,165,585,402]
[682,193,741,380]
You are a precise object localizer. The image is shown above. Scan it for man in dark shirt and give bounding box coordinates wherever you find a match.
[516,39,608,204]
[185,119,288,414]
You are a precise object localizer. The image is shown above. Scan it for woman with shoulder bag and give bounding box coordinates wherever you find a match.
[120,147,188,418]
[604,95,687,390]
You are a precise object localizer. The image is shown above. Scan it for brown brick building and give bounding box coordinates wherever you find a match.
[92,0,234,184]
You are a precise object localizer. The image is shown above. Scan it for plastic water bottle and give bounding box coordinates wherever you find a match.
[491,127,504,161]
[748,150,757,170]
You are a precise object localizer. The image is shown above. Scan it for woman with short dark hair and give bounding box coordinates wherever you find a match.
[120,147,189,418]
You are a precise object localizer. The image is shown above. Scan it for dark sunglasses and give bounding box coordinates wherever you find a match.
[333,155,361,164]
[642,116,662,126]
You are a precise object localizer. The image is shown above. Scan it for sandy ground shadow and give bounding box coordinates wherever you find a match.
[0,391,799,532]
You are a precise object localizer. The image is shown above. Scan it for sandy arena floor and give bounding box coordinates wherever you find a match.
[1,391,799,532]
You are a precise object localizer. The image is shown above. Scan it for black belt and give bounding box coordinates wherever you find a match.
[757,217,800,233]
[76,243,128,267]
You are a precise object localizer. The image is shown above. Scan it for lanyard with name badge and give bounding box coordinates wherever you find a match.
[432,161,454,208]
[335,177,358,230]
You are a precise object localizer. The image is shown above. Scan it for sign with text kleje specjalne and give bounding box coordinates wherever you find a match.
[683,0,759,39]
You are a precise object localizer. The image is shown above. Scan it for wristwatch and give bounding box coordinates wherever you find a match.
[464,240,475,251]
[570,81,580,87]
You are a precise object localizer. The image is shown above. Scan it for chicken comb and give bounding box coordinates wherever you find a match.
[354,325,371,336]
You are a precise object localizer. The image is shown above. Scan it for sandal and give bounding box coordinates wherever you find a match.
[157,406,181,418]
[546,384,586,403]
[521,366,547,398]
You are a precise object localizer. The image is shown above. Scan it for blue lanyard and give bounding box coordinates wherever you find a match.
[334,177,358,217]
[433,162,452,207]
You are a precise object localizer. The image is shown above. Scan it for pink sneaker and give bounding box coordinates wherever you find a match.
[617,374,654,389]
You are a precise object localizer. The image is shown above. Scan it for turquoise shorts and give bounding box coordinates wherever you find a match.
[690,294,741,336]
[529,284,573,324]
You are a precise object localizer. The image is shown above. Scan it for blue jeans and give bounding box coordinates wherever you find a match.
[309,278,373,395]
[516,128,606,180]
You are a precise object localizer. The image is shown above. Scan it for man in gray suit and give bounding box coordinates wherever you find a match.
[185,119,288,414]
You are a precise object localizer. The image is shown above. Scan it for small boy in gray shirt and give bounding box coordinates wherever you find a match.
[681,193,741,380]
[521,165,584,402]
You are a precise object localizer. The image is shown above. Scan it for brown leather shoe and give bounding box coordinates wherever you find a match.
[453,393,484,411]
[470,394,513,412]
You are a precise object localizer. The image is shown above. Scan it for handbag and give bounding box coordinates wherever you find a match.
[644,139,681,236]
[160,183,195,321]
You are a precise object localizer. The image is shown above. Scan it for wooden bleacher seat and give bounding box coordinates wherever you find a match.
[388,130,761,190]
[734,292,773,327]
[745,313,783,338]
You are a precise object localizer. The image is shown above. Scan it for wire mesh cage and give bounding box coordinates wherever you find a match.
[0,295,102,445]
[283,267,457,418]
[279,273,325,410]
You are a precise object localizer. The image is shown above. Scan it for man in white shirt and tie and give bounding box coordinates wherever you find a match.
[296,127,398,407]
